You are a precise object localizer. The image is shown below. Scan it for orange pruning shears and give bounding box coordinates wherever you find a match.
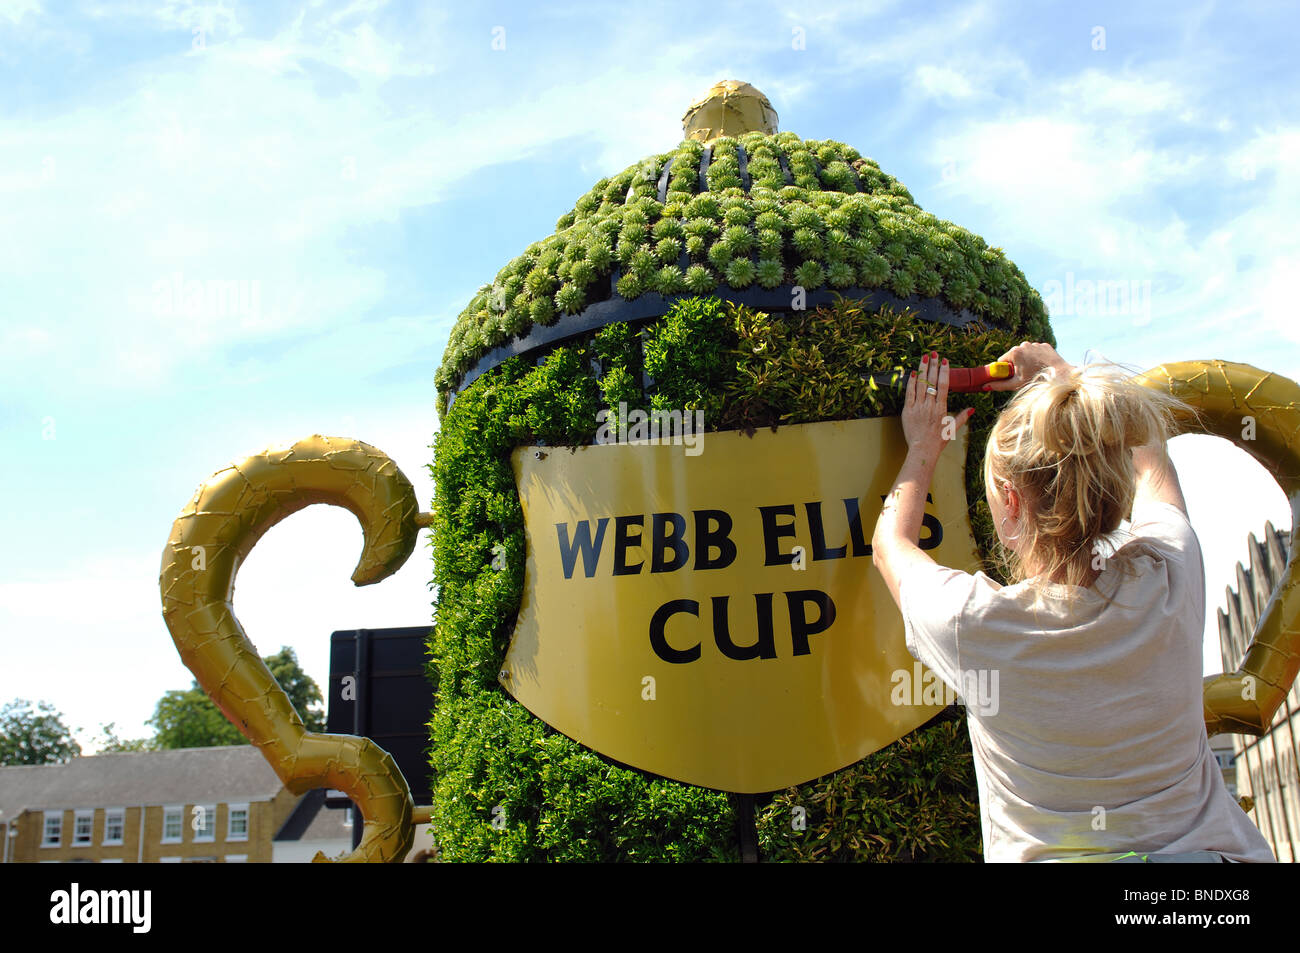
[861,361,1015,393]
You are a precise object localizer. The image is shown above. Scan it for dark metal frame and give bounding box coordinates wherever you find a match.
[447,283,982,409]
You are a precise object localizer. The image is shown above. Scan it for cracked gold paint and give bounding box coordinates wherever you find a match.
[1133,360,1300,736]
[159,435,423,863]
[682,80,778,144]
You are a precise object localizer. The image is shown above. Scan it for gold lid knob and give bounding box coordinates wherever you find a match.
[682,80,778,143]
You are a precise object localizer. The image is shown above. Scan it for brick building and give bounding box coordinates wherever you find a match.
[0,745,347,863]
[1216,520,1300,863]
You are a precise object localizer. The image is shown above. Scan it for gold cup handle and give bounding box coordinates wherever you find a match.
[159,435,430,862]
[1134,361,1300,737]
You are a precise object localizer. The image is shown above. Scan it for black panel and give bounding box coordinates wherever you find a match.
[325,626,437,824]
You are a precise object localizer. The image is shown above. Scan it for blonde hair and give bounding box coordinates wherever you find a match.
[982,358,1201,606]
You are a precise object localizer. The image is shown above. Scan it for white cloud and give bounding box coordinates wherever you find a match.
[934,115,1204,222]
[0,8,772,403]
[912,64,976,102]
[0,0,40,25]
[1053,70,1185,117]
[920,65,1300,371]
[809,0,1015,88]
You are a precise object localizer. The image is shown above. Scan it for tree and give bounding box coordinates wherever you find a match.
[0,699,82,765]
[148,645,326,749]
[148,684,246,749]
[265,646,327,733]
[94,721,156,753]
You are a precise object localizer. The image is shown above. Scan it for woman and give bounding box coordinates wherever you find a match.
[871,342,1276,863]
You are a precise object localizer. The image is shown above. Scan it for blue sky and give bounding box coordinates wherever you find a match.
[1,0,1297,752]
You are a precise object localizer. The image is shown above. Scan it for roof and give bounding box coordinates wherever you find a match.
[0,746,284,818]
[273,788,352,843]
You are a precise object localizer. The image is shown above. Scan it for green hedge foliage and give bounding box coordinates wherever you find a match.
[428,293,1055,861]
[435,131,1051,406]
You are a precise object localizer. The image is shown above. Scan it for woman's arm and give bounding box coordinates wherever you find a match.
[872,450,942,607]
[1132,441,1188,516]
[872,351,975,608]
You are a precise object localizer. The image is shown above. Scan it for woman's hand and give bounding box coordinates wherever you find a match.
[902,350,975,462]
[982,341,1073,392]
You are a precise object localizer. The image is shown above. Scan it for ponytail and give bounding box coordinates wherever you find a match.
[982,359,1201,602]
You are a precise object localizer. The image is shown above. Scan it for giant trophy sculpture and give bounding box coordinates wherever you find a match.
[160,81,1300,862]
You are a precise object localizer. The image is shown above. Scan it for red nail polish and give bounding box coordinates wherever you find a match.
[942,358,948,365]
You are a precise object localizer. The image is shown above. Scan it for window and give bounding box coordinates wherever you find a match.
[104,808,125,845]
[224,854,248,863]
[192,804,217,843]
[73,810,94,845]
[42,812,62,848]
[184,856,217,863]
[227,803,249,842]
[159,856,181,863]
[101,858,124,863]
[162,806,183,844]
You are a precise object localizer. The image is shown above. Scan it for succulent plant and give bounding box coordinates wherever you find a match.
[529,295,555,324]
[569,259,595,287]
[685,194,720,220]
[616,270,645,299]
[630,248,657,275]
[889,268,916,298]
[684,216,717,238]
[916,268,944,298]
[724,257,756,288]
[684,263,716,294]
[792,260,825,289]
[791,227,823,259]
[653,217,684,240]
[860,253,891,288]
[655,237,682,263]
[555,282,586,314]
[755,228,782,258]
[755,257,784,289]
[654,264,686,294]
[721,225,753,255]
[827,260,856,288]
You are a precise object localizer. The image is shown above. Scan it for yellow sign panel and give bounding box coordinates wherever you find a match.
[502,417,980,793]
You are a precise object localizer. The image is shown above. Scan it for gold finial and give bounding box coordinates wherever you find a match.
[682,80,778,143]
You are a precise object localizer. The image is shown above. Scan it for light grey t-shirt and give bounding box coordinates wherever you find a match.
[900,499,1276,862]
